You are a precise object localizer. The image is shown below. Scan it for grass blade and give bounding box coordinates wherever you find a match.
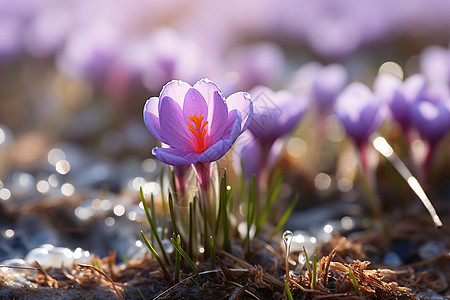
[220,170,231,252]
[140,231,170,281]
[209,236,216,269]
[274,194,299,235]
[347,265,361,296]
[140,187,169,264]
[203,201,209,257]
[256,171,283,233]
[168,192,178,237]
[303,246,312,276]
[284,279,294,300]
[174,233,181,283]
[160,167,167,214]
[171,235,202,284]
[137,288,146,300]
[312,255,318,289]
[189,200,194,257]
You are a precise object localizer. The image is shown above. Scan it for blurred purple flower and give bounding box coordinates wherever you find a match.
[419,44,450,85]
[388,74,426,131]
[248,86,308,144]
[143,79,253,166]
[226,42,285,90]
[411,85,450,145]
[335,82,384,147]
[56,19,122,83]
[311,63,349,115]
[232,131,283,180]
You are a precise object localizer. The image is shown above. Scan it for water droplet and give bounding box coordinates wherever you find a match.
[113,205,125,217]
[48,148,66,166]
[105,217,115,227]
[142,158,157,173]
[4,229,15,238]
[36,180,50,194]
[0,188,11,200]
[61,183,75,196]
[55,160,71,175]
[283,230,293,278]
[283,230,293,244]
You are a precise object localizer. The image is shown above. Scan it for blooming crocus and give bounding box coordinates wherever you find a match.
[335,82,384,171]
[144,78,252,168]
[311,63,348,116]
[232,130,283,180]
[411,84,450,174]
[248,86,308,145]
[419,44,450,85]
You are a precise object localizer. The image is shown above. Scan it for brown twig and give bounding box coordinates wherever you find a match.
[78,263,125,300]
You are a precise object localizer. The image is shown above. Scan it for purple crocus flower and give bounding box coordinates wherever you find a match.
[411,85,450,146]
[335,82,384,147]
[386,74,426,132]
[233,130,283,180]
[143,79,253,167]
[311,63,348,116]
[248,85,308,145]
[419,44,450,85]
[335,82,384,171]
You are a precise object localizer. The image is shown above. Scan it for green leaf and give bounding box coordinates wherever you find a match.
[348,265,361,296]
[173,233,181,283]
[209,236,216,269]
[284,279,294,300]
[303,246,312,277]
[256,171,283,233]
[274,194,299,235]
[220,170,231,252]
[312,255,318,289]
[168,192,178,238]
[140,231,170,281]
[140,187,169,264]
[171,235,202,284]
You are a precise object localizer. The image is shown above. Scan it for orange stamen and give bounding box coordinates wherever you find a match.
[188,114,208,152]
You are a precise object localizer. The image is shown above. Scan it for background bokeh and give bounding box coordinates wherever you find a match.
[1,0,450,264]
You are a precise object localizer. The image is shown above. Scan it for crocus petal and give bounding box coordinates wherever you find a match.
[226,91,253,132]
[233,131,262,179]
[159,96,194,150]
[207,91,228,146]
[159,80,192,109]
[143,96,165,142]
[182,88,208,120]
[193,78,222,108]
[312,63,348,112]
[412,100,450,144]
[152,147,199,166]
[197,111,242,162]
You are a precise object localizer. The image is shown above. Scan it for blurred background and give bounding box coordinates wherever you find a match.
[1,0,450,263]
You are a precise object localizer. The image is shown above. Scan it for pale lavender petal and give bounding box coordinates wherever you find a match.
[221,109,238,139]
[182,88,208,120]
[419,45,450,84]
[411,100,450,144]
[312,63,348,113]
[197,111,242,162]
[193,78,222,108]
[159,80,192,109]
[233,131,261,179]
[207,91,228,146]
[143,97,165,142]
[152,147,199,166]
[159,96,194,150]
[226,91,253,132]
[335,82,382,146]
